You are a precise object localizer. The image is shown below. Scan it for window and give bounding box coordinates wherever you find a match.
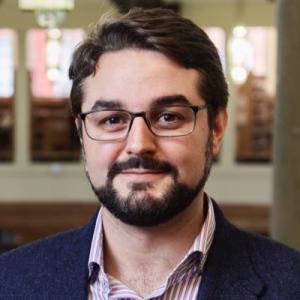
[231,27,276,162]
[205,27,226,70]
[27,28,84,162]
[0,29,16,161]
[205,27,226,161]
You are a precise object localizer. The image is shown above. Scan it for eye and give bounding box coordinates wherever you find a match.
[102,114,124,125]
[158,112,183,123]
[87,111,131,132]
[94,112,125,123]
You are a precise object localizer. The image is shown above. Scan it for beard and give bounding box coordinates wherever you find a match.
[86,134,213,227]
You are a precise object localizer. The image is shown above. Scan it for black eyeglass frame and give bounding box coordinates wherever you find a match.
[79,104,208,141]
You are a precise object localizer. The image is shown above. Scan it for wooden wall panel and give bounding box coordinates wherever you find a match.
[0,202,270,253]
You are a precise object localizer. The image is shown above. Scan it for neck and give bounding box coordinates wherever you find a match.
[101,192,205,296]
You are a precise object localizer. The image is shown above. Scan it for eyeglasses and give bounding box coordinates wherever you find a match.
[79,104,207,141]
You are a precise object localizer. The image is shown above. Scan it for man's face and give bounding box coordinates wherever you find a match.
[79,49,226,226]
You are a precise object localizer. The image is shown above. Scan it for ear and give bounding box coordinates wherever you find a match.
[212,109,227,156]
[75,117,87,169]
[75,117,83,145]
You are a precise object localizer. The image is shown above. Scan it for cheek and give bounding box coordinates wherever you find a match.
[160,135,207,186]
[82,137,122,187]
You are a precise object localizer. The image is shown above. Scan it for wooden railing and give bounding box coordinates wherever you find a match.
[0,202,270,253]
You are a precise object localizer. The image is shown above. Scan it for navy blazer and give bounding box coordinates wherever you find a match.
[0,201,300,299]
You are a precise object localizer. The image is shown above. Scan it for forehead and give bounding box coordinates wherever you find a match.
[82,49,203,112]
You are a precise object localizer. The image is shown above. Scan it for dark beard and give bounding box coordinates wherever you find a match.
[87,135,213,227]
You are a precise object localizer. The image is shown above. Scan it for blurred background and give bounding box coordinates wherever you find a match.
[0,0,299,253]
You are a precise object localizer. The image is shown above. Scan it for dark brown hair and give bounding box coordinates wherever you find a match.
[69,7,228,126]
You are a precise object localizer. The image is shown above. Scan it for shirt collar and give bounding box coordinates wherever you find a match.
[88,206,104,283]
[165,194,215,287]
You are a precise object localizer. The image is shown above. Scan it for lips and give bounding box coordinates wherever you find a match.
[119,169,165,181]
[121,169,163,175]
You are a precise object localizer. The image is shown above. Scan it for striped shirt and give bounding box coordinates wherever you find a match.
[88,195,215,300]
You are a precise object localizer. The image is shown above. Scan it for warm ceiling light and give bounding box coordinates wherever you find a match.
[19,0,74,11]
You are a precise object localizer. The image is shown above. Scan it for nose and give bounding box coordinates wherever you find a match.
[125,116,157,156]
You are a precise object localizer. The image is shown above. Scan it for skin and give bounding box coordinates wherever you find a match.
[77,48,227,296]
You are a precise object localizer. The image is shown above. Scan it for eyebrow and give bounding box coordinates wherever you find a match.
[89,95,192,112]
[150,95,192,108]
[90,99,123,111]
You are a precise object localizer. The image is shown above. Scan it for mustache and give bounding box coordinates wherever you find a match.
[107,157,178,181]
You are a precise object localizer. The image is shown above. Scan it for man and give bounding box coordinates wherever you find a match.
[0,8,300,300]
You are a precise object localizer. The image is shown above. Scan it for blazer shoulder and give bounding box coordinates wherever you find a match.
[0,208,98,266]
[0,225,86,273]
[0,211,98,297]
[212,198,300,273]
[243,229,300,273]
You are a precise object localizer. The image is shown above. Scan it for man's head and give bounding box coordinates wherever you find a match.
[69,8,228,226]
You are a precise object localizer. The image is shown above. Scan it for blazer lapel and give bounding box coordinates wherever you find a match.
[197,200,265,300]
